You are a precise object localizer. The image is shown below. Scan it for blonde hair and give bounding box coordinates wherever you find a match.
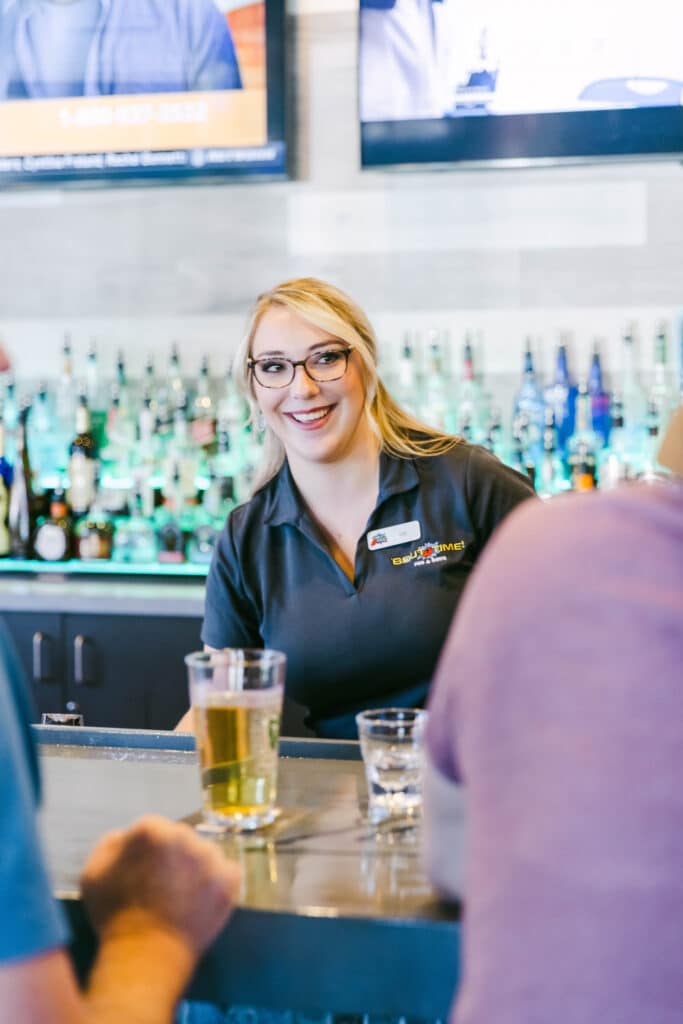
[232,277,462,493]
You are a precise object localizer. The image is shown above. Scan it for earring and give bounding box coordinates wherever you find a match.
[257,411,266,433]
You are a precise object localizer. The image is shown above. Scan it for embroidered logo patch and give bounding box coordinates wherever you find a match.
[391,539,466,567]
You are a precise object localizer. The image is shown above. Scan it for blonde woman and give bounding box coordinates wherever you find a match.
[184,278,534,738]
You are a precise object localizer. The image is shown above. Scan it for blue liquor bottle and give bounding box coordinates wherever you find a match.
[587,344,611,448]
[543,342,576,455]
[512,341,546,469]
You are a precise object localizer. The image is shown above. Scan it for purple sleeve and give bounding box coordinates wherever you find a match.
[425,643,463,783]
[425,495,538,784]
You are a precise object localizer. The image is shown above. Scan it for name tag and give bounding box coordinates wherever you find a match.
[367,520,421,551]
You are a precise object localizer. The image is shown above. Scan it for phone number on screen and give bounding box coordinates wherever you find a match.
[58,100,209,129]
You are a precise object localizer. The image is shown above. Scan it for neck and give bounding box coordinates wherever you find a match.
[287,427,381,518]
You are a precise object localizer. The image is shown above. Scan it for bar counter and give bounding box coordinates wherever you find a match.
[37,727,461,1019]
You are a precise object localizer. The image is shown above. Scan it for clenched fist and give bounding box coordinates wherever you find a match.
[80,815,241,959]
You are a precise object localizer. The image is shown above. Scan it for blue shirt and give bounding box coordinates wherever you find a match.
[24,0,100,99]
[1,0,242,100]
[203,443,535,738]
[0,621,68,963]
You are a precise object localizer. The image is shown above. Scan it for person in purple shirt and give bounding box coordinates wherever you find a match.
[424,464,683,1024]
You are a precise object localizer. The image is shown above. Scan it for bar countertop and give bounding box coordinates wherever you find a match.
[0,575,205,616]
[38,729,461,1018]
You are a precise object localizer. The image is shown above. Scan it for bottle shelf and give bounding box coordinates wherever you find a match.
[0,558,209,579]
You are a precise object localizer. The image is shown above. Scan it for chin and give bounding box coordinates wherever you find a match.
[286,433,344,465]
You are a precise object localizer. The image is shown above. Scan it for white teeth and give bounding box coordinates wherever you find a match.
[291,408,330,423]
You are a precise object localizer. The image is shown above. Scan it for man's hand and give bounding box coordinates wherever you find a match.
[81,815,241,959]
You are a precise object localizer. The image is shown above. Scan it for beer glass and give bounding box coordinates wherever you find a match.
[186,649,285,832]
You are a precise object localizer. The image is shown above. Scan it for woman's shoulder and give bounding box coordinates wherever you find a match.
[413,440,535,497]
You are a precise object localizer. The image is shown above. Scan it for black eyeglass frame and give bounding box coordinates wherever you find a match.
[247,347,353,389]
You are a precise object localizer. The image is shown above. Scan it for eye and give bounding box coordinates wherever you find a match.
[259,359,289,374]
[312,349,346,367]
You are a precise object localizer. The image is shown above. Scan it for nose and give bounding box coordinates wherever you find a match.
[290,363,320,399]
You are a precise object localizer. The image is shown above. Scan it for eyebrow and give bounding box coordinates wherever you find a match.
[252,339,347,358]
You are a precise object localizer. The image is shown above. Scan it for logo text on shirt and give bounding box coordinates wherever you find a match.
[391,539,466,567]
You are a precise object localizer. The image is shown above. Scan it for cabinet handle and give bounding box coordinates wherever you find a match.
[32,632,53,683]
[73,634,94,686]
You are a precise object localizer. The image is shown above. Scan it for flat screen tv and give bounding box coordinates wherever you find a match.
[359,0,683,169]
[0,0,286,185]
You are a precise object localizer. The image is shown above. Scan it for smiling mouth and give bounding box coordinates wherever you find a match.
[285,405,335,426]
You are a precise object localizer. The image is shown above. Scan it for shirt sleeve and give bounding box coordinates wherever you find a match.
[0,636,69,964]
[464,445,537,553]
[425,650,463,783]
[184,0,243,91]
[201,512,262,650]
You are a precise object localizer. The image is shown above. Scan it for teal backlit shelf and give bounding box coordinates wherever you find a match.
[0,559,209,579]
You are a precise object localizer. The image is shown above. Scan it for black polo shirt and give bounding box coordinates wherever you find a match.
[202,443,535,738]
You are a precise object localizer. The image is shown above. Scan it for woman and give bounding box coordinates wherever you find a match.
[183,278,535,738]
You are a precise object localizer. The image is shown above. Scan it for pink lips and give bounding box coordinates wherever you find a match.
[283,405,335,431]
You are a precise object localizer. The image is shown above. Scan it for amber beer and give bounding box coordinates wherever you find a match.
[194,692,282,824]
[186,649,286,832]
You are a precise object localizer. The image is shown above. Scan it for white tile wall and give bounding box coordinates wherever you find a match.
[0,4,681,391]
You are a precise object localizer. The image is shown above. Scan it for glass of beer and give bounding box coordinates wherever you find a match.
[185,648,285,832]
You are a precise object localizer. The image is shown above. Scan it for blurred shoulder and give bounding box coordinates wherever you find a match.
[483,480,683,572]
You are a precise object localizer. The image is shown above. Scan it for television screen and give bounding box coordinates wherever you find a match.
[0,0,286,185]
[360,0,683,168]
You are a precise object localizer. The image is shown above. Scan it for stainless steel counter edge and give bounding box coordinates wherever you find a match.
[0,577,205,616]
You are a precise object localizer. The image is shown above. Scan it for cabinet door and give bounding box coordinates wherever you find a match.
[64,614,202,730]
[1,612,66,721]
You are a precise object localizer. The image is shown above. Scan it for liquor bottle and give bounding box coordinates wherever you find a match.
[8,404,34,558]
[156,465,186,563]
[648,321,677,435]
[68,396,98,519]
[620,322,646,447]
[598,393,630,490]
[512,341,546,469]
[0,416,13,557]
[191,355,216,449]
[2,374,19,466]
[482,406,506,462]
[165,394,199,502]
[115,349,133,421]
[86,340,107,450]
[187,472,223,564]
[421,330,453,432]
[537,407,569,499]
[132,392,158,516]
[112,487,157,564]
[168,343,184,409]
[29,382,61,485]
[456,335,485,442]
[143,354,156,405]
[566,379,599,491]
[33,488,72,563]
[587,342,611,448]
[509,410,536,487]
[98,390,132,518]
[56,333,76,437]
[74,497,114,561]
[639,400,665,481]
[396,334,420,416]
[216,367,247,467]
[543,339,576,454]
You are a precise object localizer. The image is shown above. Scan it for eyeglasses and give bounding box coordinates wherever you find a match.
[248,346,353,389]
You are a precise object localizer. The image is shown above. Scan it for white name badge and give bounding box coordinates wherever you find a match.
[367,520,421,551]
